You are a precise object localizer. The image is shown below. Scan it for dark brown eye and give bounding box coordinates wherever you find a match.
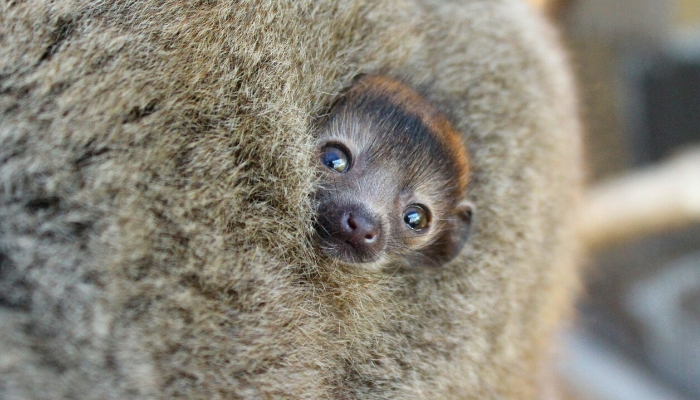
[403,205,429,231]
[320,145,350,173]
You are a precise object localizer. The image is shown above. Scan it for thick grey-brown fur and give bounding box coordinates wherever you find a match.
[0,0,582,399]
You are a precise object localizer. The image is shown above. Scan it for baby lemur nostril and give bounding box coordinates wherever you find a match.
[346,214,358,231]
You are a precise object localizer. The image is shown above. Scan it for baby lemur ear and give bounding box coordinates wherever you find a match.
[449,200,475,258]
[423,200,474,267]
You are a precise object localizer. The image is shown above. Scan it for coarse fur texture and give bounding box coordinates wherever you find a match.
[0,0,582,399]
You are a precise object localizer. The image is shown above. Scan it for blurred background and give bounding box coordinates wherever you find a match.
[536,0,700,399]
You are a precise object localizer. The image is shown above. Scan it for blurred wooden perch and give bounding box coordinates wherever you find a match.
[579,147,700,249]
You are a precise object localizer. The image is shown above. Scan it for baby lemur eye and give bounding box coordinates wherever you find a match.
[320,145,350,173]
[403,205,429,231]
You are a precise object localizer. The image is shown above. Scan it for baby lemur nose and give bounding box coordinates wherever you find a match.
[339,208,381,246]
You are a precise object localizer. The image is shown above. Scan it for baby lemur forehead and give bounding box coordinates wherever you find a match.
[324,75,470,196]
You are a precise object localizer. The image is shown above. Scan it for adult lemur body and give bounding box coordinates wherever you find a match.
[0,0,581,398]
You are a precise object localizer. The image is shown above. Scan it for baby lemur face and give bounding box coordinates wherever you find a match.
[314,75,472,269]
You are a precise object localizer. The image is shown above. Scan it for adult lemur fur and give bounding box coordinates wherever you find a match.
[0,0,582,398]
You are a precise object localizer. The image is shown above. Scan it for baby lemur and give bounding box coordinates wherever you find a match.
[315,75,473,269]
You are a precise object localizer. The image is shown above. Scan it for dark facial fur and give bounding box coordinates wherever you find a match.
[314,75,473,269]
